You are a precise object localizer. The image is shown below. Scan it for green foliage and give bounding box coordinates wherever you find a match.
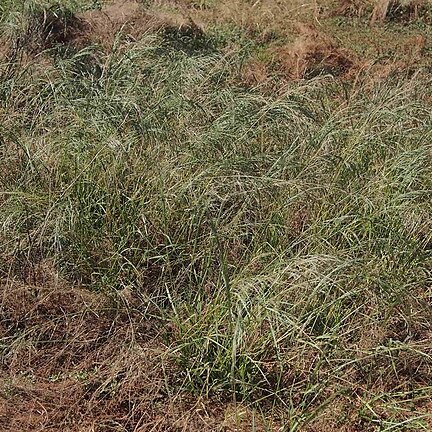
[1,2,432,429]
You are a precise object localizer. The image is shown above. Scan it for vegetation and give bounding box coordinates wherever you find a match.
[1,0,431,430]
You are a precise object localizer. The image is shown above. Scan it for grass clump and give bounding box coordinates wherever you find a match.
[1,1,432,431]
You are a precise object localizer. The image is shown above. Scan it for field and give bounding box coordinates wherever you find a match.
[1,0,432,430]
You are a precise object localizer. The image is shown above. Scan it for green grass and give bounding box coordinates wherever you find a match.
[1,1,432,430]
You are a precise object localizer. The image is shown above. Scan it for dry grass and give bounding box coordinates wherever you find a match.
[2,270,271,431]
[371,0,431,23]
[271,23,355,80]
[1,0,432,431]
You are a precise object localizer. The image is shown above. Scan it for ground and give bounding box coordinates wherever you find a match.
[1,0,432,431]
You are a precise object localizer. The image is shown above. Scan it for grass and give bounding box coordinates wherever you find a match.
[1,0,432,431]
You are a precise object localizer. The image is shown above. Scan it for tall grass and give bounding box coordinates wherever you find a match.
[1,2,432,429]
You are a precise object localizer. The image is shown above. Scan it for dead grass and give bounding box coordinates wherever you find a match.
[332,0,372,18]
[5,0,430,81]
[241,58,270,87]
[273,24,355,80]
[1,0,432,430]
[371,0,431,23]
[1,260,280,431]
[76,0,210,51]
[331,0,431,22]
[22,5,86,53]
[76,1,158,50]
[4,0,205,56]
[1,280,223,431]
[227,0,430,86]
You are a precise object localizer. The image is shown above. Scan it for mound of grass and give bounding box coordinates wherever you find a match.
[1,1,432,431]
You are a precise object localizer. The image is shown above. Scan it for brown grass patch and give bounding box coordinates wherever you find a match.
[350,32,427,87]
[76,0,156,49]
[240,58,270,87]
[23,6,86,53]
[0,38,12,61]
[332,0,371,18]
[1,272,161,431]
[77,1,207,51]
[13,0,202,55]
[371,0,430,23]
[272,24,356,80]
[330,0,430,22]
[371,0,392,22]
[0,273,274,431]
